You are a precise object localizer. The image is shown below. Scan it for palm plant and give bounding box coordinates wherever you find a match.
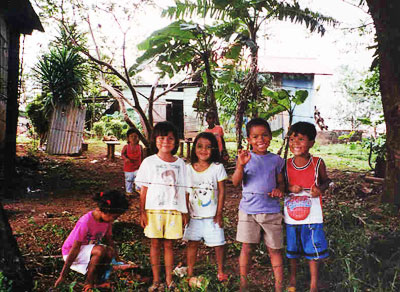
[34,46,88,112]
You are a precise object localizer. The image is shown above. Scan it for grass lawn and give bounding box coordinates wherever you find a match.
[226,139,373,172]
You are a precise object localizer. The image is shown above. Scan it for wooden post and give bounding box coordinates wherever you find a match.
[179,141,184,157]
[186,141,191,160]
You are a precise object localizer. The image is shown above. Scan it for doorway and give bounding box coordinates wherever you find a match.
[166,99,184,139]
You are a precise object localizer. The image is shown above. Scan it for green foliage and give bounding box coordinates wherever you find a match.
[93,113,132,140]
[34,47,88,108]
[26,96,50,143]
[164,0,337,36]
[261,87,308,139]
[0,272,12,292]
[93,122,105,138]
[335,66,383,129]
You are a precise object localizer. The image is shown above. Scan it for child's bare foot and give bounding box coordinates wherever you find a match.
[82,284,94,292]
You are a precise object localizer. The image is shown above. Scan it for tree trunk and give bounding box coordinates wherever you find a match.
[235,47,258,149]
[367,0,400,205]
[1,28,33,291]
[0,203,33,291]
[203,53,220,125]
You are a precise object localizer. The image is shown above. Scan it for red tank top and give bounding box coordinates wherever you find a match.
[123,144,142,172]
[284,156,324,224]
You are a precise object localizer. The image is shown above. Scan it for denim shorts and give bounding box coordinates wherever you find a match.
[286,223,329,260]
[183,218,225,247]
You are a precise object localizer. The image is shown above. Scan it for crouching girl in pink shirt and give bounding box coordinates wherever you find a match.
[54,190,129,291]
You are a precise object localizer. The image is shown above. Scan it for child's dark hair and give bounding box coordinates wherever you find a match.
[246,118,272,137]
[93,190,130,215]
[191,132,220,164]
[205,111,216,119]
[288,121,317,141]
[151,121,179,154]
[126,128,139,141]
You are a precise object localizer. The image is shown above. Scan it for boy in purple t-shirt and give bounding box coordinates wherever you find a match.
[232,118,285,292]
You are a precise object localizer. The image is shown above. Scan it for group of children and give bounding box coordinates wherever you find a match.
[55,114,331,292]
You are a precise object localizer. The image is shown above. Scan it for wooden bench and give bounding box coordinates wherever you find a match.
[104,141,120,159]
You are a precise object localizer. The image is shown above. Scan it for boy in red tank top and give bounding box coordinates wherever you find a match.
[121,128,143,196]
[284,122,331,292]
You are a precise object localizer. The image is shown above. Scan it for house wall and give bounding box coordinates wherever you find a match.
[282,74,315,125]
[124,85,201,138]
[269,73,315,138]
[0,16,9,150]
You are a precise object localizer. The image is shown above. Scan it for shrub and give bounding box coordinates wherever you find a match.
[93,122,105,138]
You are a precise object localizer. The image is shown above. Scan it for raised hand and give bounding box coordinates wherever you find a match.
[237,144,251,166]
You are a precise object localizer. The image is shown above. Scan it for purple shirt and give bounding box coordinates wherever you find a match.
[62,211,112,255]
[239,152,285,214]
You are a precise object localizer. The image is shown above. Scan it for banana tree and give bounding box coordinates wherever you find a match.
[262,87,309,159]
[164,0,336,148]
[135,20,241,124]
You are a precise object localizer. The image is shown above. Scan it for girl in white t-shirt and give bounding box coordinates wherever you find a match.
[183,132,229,283]
[136,121,188,291]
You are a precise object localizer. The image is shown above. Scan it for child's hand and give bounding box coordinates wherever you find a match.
[269,188,283,198]
[140,212,148,228]
[237,147,251,166]
[182,213,189,227]
[214,213,224,228]
[289,185,303,193]
[310,185,323,197]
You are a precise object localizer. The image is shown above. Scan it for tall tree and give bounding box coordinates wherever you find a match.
[364,0,400,204]
[165,0,336,148]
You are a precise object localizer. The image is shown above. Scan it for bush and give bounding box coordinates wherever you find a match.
[93,122,105,138]
[93,116,130,140]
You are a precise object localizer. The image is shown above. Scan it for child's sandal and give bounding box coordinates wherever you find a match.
[148,282,161,292]
[217,273,229,282]
[167,280,178,291]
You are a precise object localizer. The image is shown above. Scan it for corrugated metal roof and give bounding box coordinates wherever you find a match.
[259,56,333,75]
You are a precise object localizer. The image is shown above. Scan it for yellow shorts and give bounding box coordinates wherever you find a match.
[144,210,183,239]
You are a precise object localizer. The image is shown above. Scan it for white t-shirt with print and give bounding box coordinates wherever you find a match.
[187,162,228,218]
[136,154,188,213]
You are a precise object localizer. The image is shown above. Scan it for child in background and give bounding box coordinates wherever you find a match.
[204,111,229,162]
[121,128,143,196]
[183,132,228,282]
[284,122,331,292]
[55,190,130,291]
[232,118,285,292]
[135,121,188,291]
